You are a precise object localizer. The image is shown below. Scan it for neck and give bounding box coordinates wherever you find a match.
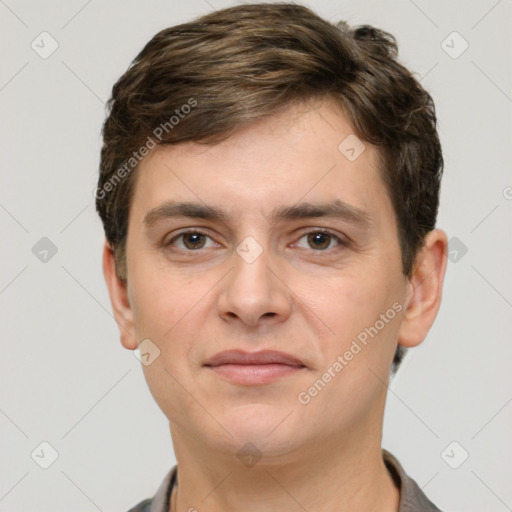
[168,421,400,512]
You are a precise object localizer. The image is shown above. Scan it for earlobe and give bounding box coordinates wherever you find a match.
[397,229,448,349]
[102,239,138,350]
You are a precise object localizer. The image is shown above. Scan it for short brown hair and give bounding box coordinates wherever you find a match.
[96,2,443,372]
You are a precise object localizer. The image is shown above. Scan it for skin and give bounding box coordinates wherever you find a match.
[103,97,447,512]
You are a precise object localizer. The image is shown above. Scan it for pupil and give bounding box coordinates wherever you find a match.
[183,233,331,250]
[185,233,204,249]
[309,232,329,249]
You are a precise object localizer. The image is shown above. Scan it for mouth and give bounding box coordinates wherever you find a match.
[203,349,307,386]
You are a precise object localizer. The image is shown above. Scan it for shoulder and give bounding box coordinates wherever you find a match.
[382,449,444,512]
[126,498,152,512]
[124,466,177,512]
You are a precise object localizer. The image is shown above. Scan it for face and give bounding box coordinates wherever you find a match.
[118,98,412,459]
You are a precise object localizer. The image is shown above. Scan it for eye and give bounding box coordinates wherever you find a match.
[165,229,347,253]
[295,230,345,251]
[166,230,217,250]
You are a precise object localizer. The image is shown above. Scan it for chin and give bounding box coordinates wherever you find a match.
[216,403,303,453]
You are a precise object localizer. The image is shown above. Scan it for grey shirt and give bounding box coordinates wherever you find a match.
[127,449,442,512]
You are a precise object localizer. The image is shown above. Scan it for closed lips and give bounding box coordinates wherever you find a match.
[204,350,306,367]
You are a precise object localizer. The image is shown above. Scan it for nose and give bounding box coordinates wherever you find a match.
[217,239,292,328]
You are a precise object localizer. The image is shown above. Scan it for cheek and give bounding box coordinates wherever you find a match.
[129,258,220,375]
[306,264,404,371]
[128,250,192,336]
[311,268,385,339]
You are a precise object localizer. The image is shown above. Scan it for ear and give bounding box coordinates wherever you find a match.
[397,229,448,348]
[102,239,138,350]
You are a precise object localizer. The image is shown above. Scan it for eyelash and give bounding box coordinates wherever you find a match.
[165,229,348,253]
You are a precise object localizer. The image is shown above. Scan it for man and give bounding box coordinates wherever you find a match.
[96,3,447,511]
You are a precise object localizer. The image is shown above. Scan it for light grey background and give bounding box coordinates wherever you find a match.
[1,0,511,511]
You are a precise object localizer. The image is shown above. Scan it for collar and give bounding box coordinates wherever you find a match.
[137,449,442,512]
[382,449,442,511]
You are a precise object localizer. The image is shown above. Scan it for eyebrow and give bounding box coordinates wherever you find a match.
[143,199,372,229]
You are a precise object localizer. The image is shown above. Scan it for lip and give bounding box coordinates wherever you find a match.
[204,350,307,386]
[204,349,305,367]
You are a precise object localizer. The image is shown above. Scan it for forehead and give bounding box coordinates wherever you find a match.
[128,97,393,229]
